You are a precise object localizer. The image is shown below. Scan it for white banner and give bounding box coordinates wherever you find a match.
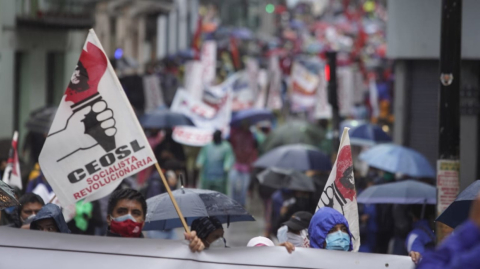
[143,74,164,112]
[317,128,360,251]
[39,29,156,206]
[200,40,217,86]
[172,126,214,147]
[184,61,204,101]
[230,72,255,111]
[290,61,320,110]
[2,131,22,189]
[170,89,231,131]
[0,227,413,269]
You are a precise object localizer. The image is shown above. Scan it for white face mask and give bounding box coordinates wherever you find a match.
[23,214,36,225]
[287,229,310,248]
[208,237,226,248]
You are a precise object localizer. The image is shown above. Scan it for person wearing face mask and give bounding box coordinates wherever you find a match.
[5,193,45,229]
[30,203,71,233]
[106,188,205,252]
[191,216,226,248]
[308,207,353,251]
[277,211,312,248]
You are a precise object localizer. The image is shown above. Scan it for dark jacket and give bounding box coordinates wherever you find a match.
[308,207,353,251]
[30,204,71,233]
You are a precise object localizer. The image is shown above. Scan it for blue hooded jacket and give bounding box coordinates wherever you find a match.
[417,220,480,269]
[308,207,353,251]
[30,204,71,233]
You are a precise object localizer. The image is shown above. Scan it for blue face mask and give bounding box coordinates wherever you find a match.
[325,230,350,251]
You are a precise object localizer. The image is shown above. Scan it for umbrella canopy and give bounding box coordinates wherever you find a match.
[257,167,315,192]
[359,144,435,178]
[254,144,332,172]
[436,180,480,228]
[139,110,194,129]
[143,188,255,230]
[349,124,391,146]
[261,120,326,153]
[357,180,436,204]
[0,180,19,209]
[230,108,273,127]
[25,106,57,134]
[340,119,366,131]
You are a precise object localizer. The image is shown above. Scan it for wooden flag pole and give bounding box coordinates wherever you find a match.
[154,162,190,233]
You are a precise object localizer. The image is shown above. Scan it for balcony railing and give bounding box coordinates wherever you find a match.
[16,0,97,29]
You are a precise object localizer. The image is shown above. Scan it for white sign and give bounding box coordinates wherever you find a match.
[290,61,320,110]
[201,40,217,86]
[184,61,204,101]
[0,227,414,269]
[437,160,460,214]
[143,74,164,112]
[172,126,214,147]
[317,128,360,251]
[39,29,156,206]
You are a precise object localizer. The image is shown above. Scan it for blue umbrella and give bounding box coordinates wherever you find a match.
[359,144,435,178]
[436,180,480,228]
[348,124,392,146]
[140,110,194,129]
[143,188,255,230]
[254,144,332,172]
[357,180,436,204]
[230,108,273,127]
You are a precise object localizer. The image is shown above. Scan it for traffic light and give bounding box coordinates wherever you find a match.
[266,4,275,14]
[325,51,338,109]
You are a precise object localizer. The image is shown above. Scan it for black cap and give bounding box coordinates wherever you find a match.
[282,211,313,232]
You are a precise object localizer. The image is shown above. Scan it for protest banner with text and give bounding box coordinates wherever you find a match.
[39,29,156,206]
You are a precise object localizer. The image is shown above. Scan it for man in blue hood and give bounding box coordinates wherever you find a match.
[30,204,71,233]
[308,207,353,251]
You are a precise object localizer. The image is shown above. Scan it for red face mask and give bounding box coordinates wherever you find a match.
[110,215,143,238]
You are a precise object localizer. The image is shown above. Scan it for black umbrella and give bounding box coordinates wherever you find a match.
[143,188,255,230]
[0,180,19,210]
[25,106,57,134]
[436,180,480,228]
[257,167,315,192]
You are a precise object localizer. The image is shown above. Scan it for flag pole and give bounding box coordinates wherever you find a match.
[154,162,190,233]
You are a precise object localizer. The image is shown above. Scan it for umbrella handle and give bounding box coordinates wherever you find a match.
[154,162,190,233]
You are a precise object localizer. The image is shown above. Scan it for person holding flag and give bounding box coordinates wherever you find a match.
[315,127,360,251]
[106,188,205,252]
[38,29,204,251]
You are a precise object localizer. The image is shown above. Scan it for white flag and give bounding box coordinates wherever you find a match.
[316,127,360,251]
[2,131,22,190]
[39,29,156,206]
